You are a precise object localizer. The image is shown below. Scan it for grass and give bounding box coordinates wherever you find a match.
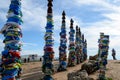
[107,77,113,80]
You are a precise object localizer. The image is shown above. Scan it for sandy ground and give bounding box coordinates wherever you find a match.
[22,60,120,80]
[106,60,120,80]
[89,60,120,80]
[22,62,42,74]
[52,61,87,80]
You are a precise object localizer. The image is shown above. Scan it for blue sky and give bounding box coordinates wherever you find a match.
[0,0,120,59]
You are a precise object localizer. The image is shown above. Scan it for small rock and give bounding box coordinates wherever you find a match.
[89,54,98,60]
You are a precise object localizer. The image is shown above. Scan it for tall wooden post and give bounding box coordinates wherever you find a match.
[75,26,80,64]
[58,11,67,71]
[42,0,54,79]
[78,28,82,63]
[81,34,84,62]
[0,0,23,80]
[68,19,76,67]
[83,39,87,61]
[98,33,109,80]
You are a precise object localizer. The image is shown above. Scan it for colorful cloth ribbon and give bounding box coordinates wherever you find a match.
[1,0,23,80]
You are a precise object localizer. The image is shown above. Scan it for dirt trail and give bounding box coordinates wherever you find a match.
[52,62,86,80]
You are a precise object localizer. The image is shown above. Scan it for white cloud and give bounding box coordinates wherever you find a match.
[113,0,120,3]
[81,19,120,59]
[23,42,38,47]
[0,0,9,22]
[75,0,105,5]
[22,0,46,31]
[68,0,120,59]
[0,39,4,48]
[0,0,47,31]
[21,49,43,56]
[0,0,9,9]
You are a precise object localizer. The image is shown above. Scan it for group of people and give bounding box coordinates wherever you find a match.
[23,57,42,63]
[23,57,30,63]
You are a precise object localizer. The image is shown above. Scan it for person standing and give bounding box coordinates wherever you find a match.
[27,57,30,62]
[112,48,117,60]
